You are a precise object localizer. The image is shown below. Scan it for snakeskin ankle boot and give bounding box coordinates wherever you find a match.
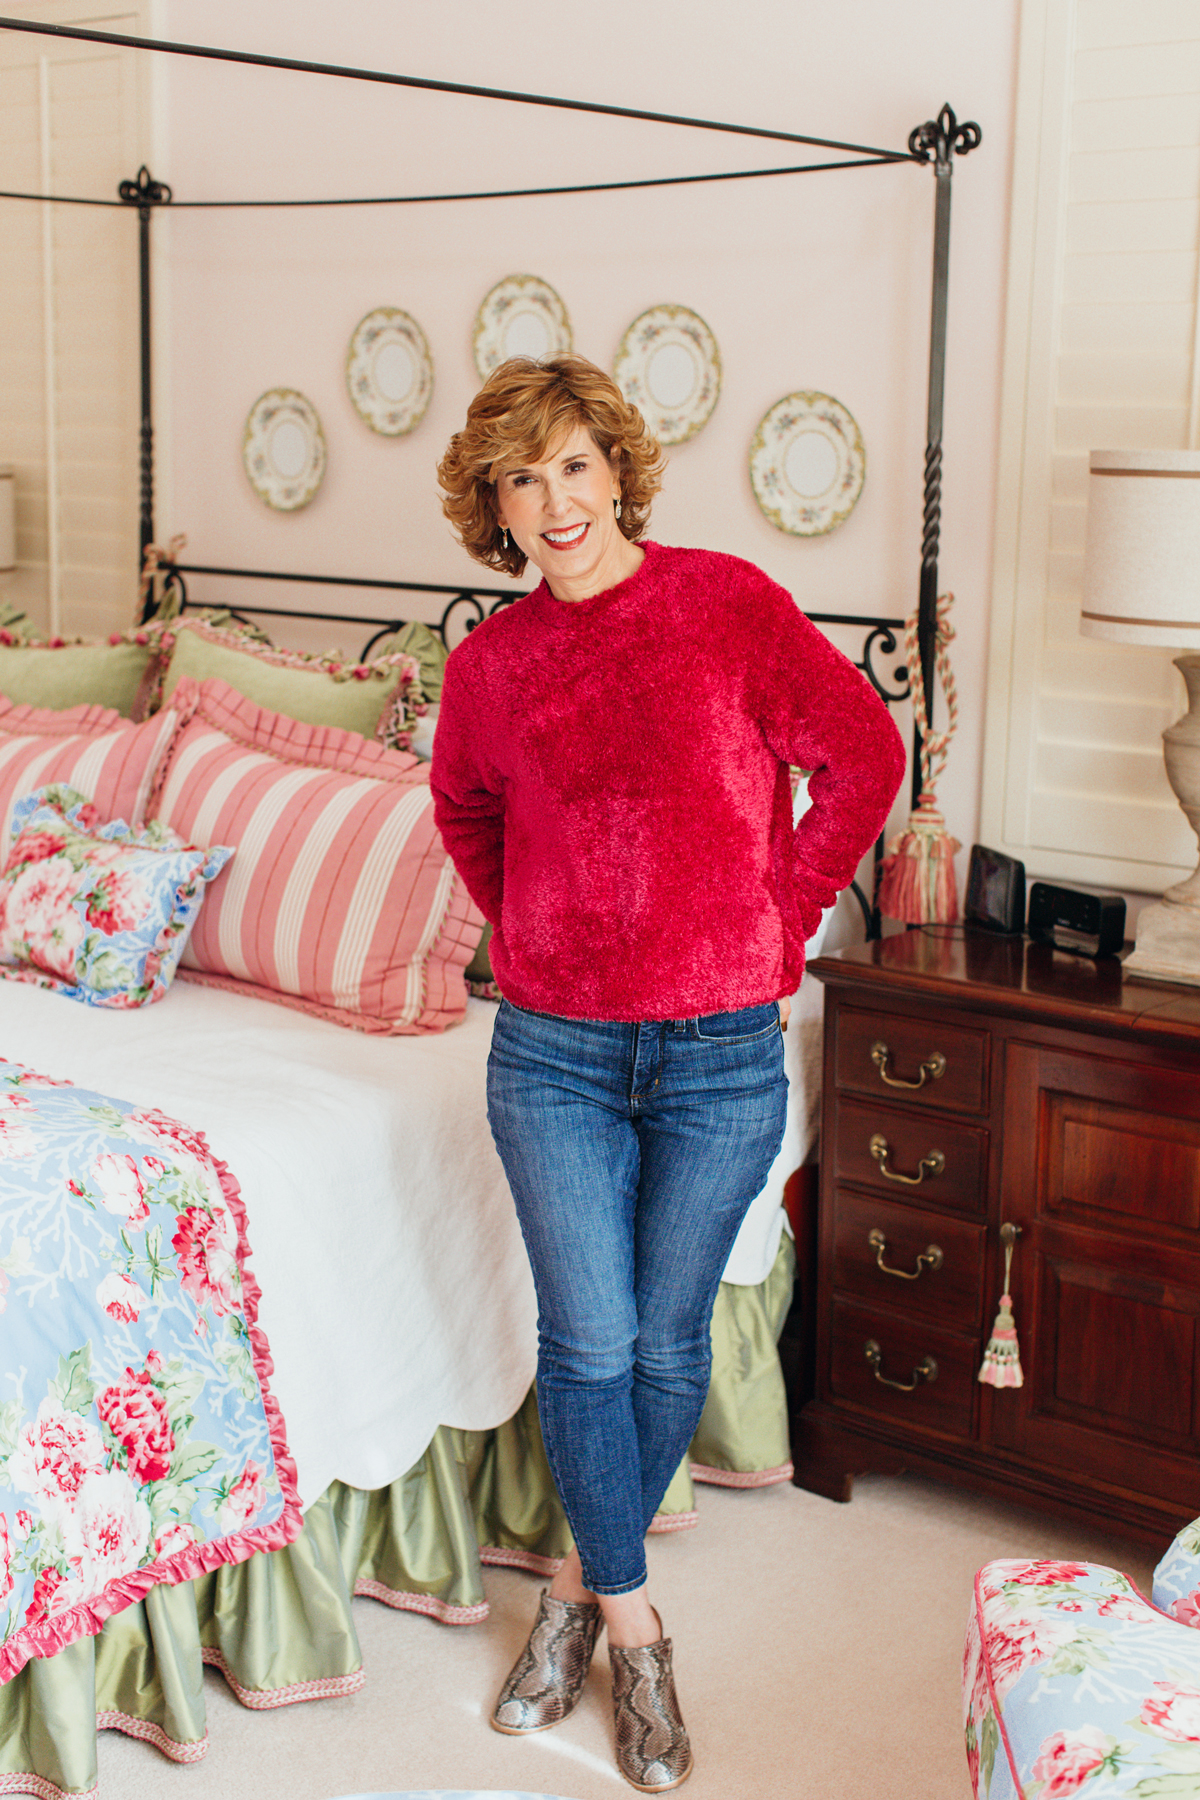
[610,1630,693,1791]
[491,1588,604,1734]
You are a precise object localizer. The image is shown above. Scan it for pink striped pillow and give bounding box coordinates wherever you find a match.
[148,678,484,1034]
[0,699,179,866]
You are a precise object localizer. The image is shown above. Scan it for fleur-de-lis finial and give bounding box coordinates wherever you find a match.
[118,166,173,208]
[908,105,982,167]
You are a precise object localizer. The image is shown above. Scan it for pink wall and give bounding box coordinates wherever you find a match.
[155,1,1017,857]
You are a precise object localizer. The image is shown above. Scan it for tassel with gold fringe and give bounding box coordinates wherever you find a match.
[978,1224,1024,1389]
[878,591,962,925]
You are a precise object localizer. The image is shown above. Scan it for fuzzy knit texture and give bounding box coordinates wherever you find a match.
[431,541,906,1021]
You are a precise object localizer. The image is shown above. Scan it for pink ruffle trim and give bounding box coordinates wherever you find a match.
[690,1460,794,1489]
[0,1133,304,1686]
[200,1645,365,1709]
[353,1576,489,1625]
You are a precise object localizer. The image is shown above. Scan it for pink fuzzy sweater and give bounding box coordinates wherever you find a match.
[431,541,905,1020]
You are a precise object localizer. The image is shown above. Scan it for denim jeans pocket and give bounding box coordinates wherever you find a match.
[692,1002,780,1043]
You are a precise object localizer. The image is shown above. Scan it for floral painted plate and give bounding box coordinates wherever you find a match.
[242,389,326,511]
[613,304,721,445]
[749,391,866,536]
[346,307,434,437]
[473,274,572,378]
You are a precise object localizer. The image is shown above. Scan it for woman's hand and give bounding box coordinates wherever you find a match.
[778,995,791,1033]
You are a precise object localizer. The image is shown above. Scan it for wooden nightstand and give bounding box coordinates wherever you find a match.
[795,930,1200,1547]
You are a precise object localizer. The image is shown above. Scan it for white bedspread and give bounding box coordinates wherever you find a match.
[1,977,821,1506]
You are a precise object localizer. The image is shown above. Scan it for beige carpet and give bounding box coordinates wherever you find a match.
[96,1472,1156,1800]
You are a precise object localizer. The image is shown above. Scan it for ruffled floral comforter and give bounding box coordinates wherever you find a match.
[0,1061,301,1681]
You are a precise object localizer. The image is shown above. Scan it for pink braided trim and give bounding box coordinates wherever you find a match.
[689,1461,794,1489]
[200,1646,365,1709]
[0,1778,97,1799]
[479,1546,565,1576]
[0,1142,304,1686]
[352,1577,489,1625]
[646,1511,699,1535]
[96,1710,208,1763]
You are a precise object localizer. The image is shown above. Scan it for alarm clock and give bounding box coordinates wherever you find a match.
[1027,882,1126,958]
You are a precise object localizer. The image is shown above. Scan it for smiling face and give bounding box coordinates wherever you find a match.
[495,423,644,603]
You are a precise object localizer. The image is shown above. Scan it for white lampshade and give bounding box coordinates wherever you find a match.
[0,468,13,573]
[1080,449,1200,648]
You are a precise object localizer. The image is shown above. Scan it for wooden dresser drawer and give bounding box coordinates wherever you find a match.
[828,1298,979,1438]
[835,1003,988,1114]
[831,1189,985,1328]
[832,1096,989,1218]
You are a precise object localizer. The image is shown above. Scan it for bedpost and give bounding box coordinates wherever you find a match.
[907,105,980,809]
[118,166,172,604]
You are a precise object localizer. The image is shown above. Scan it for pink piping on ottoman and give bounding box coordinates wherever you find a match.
[690,1461,794,1489]
[199,1645,365,1709]
[972,1568,1026,1796]
[0,1133,304,1685]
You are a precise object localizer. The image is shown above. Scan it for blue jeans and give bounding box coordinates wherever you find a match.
[486,998,788,1596]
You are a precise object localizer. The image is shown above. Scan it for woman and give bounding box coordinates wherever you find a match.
[432,354,904,1792]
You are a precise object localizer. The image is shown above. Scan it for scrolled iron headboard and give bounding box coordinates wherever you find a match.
[151,559,908,936]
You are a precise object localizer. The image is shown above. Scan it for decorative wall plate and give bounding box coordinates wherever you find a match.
[346,307,434,436]
[242,390,326,511]
[749,392,866,536]
[473,274,572,378]
[613,304,721,445]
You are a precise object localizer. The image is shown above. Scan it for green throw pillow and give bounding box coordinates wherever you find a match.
[0,638,156,717]
[369,620,449,704]
[159,623,419,743]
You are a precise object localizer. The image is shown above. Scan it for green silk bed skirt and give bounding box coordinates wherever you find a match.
[0,1235,794,1797]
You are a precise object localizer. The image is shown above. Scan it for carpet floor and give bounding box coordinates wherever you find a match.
[96,1472,1155,1800]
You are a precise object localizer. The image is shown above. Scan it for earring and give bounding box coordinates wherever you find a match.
[614,498,622,521]
[501,528,509,550]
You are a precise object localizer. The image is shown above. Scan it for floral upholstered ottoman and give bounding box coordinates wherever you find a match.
[964,1520,1200,1798]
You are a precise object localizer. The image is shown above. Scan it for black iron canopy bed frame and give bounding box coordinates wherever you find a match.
[0,16,981,932]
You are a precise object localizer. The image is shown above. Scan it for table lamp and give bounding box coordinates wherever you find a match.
[1080,449,1200,983]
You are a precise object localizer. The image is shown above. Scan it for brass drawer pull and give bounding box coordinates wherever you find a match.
[868,1227,944,1280]
[864,1338,939,1392]
[871,1041,946,1090]
[869,1133,945,1186]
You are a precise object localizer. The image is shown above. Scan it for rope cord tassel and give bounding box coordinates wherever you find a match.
[978,1232,1024,1389]
[878,591,961,924]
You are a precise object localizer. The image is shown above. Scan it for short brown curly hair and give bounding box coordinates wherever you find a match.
[438,354,665,579]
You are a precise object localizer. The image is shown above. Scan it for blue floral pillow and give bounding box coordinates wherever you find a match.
[0,784,232,1008]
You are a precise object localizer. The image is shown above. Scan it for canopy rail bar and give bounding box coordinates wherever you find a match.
[0,15,915,163]
[0,153,907,213]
